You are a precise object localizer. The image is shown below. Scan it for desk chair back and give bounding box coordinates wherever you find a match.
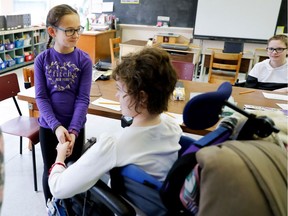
[254,48,269,65]
[23,67,35,89]
[208,51,242,85]
[109,37,121,68]
[0,73,40,191]
[172,60,194,80]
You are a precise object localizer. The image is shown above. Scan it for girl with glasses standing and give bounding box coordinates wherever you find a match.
[245,34,288,91]
[34,4,92,206]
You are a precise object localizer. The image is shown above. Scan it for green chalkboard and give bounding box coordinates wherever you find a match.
[102,0,198,27]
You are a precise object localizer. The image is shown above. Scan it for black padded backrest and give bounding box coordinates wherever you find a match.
[0,73,20,101]
[183,82,232,130]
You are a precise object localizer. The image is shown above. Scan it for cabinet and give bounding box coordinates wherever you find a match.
[0,26,47,74]
[77,30,116,64]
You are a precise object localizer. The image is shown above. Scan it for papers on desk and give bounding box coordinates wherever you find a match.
[91,98,183,123]
[263,92,288,101]
[244,104,288,117]
[92,97,121,111]
[244,104,282,112]
[92,69,112,81]
[91,24,109,31]
[276,103,288,110]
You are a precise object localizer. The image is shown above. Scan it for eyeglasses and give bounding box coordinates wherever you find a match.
[53,26,84,37]
[266,47,287,53]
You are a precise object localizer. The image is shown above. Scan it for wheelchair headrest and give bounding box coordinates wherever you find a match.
[183,82,232,130]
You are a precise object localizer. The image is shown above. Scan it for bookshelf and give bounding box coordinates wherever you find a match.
[0,26,47,74]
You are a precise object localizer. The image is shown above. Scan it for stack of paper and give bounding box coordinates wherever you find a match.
[92,97,121,111]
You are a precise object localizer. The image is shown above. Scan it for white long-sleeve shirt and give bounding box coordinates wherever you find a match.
[49,115,182,199]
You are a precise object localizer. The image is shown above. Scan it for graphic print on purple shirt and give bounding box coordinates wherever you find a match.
[46,61,80,91]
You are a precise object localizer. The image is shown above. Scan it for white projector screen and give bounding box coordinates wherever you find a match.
[194,0,282,43]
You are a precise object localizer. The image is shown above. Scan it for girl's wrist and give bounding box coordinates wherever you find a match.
[56,155,66,163]
[68,129,78,138]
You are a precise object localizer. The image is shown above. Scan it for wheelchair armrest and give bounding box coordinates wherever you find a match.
[89,180,136,216]
[119,165,162,190]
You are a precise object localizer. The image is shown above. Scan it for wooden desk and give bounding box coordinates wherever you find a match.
[77,30,116,64]
[199,49,254,81]
[119,40,201,80]
[17,80,285,135]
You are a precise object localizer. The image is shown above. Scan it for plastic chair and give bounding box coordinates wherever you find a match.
[172,60,194,80]
[23,67,35,89]
[207,51,242,85]
[109,37,121,68]
[253,48,269,65]
[22,67,36,151]
[0,73,40,191]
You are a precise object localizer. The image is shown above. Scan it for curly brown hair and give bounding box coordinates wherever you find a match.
[112,47,178,115]
[45,4,78,49]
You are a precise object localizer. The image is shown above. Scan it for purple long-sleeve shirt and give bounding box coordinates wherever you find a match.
[34,47,92,134]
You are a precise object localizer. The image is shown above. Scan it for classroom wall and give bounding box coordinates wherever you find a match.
[0,1,13,14]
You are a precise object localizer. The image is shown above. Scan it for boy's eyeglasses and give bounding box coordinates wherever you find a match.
[53,26,84,37]
[266,47,287,53]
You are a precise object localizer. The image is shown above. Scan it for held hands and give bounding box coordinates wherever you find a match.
[56,141,70,162]
[55,126,71,144]
[55,126,76,159]
[66,133,76,157]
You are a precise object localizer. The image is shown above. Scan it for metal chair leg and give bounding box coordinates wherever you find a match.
[20,136,23,154]
[31,143,38,191]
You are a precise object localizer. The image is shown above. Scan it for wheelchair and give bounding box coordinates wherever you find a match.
[55,82,286,216]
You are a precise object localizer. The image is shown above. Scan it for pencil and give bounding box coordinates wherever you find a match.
[165,112,175,118]
[239,90,255,95]
[99,101,120,105]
